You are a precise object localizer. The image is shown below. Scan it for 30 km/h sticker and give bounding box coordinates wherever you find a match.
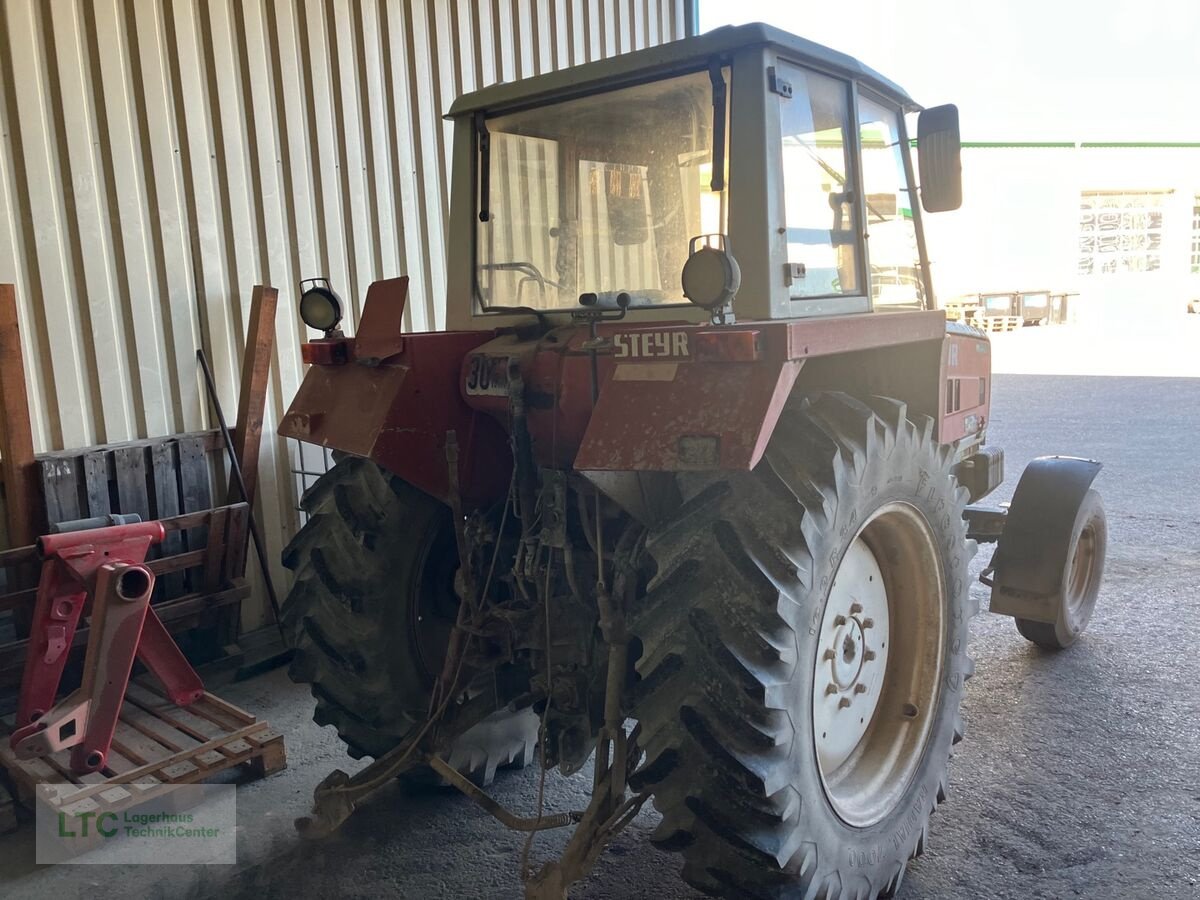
[613,330,690,361]
[464,354,510,396]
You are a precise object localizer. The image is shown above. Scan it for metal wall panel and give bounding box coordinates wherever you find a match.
[0,0,686,628]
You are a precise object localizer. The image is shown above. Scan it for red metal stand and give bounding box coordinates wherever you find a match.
[10,522,205,774]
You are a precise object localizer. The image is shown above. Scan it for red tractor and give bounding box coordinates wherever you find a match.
[279,23,1107,900]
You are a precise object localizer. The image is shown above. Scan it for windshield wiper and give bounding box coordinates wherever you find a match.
[475,112,491,222]
[709,61,727,192]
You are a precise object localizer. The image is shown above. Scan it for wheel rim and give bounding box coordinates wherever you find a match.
[1063,522,1099,631]
[811,502,946,827]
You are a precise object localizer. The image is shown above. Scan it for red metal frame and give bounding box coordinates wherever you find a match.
[10,522,204,774]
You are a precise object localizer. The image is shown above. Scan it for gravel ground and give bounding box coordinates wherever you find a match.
[2,371,1198,899]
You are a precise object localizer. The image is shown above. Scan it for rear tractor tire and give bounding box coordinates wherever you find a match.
[630,393,977,899]
[281,456,537,785]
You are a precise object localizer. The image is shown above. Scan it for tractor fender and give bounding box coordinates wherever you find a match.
[987,455,1102,622]
[279,330,511,509]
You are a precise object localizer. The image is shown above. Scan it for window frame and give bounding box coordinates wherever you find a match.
[469,64,729,317]
[855,85,932,310]
[771,56,869,312]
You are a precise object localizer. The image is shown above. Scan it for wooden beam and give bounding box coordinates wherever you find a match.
[227,285,277,507]
[0,284,39,546]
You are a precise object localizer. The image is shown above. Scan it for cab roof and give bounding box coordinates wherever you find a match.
[447,22,917,118]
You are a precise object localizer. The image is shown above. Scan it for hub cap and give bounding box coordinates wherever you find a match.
[811,502,946,827]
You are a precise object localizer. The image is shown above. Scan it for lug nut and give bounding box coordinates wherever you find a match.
[833,615,847,626]
[823,649,836,661]
[825,683,838,695]
[838,697,851,709]
[861,618,874,629]
[854,684,868,694]
[864,649,877,661]
[850,602,863,614]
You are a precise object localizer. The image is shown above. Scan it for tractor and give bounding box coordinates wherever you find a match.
[278,23,1108,900]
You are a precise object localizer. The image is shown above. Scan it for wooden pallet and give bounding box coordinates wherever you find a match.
[976,315,1023,333]
[0,680,285,823]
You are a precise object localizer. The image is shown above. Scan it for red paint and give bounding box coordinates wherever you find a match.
[18,522,165,729]
[13,522,205,774]
[282,279,989,503]
[282,329,511,507]
[355,276,409,362]
[938,329,991,444]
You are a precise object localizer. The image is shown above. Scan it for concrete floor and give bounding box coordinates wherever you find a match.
[2,360,1198,898]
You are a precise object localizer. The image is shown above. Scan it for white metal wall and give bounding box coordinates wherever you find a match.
[0,0,687,628]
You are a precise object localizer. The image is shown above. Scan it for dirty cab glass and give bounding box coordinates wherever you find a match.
[858,93,923,308]
[476,70,724,311]
[778,64,858,298]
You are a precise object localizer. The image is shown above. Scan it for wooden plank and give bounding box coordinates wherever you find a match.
[113,445,151,521]
[36,430,222,461]
[202,506,229,592]
[146,549,206,576]
[125,683,226,742]
[38,457,83,526]
[159,505,228,533]
[247,735,287,777]
[176,434,211,592]
[0,544,36,567]
[224,504,249,581]
[0,284,40,545]
[82,450,111,517]
[1,693,284,821]
[111,720,172,765]
[149,441,184,597]
[0,587,36,613]
[138,679,252,731]
[0,583,251,691]
[188,690,256,726]
[32,721,265,803]
[118,701,199,754]
[227,285,278,507]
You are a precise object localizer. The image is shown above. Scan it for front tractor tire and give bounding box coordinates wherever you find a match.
[630,394,977,899]
[281,456,537,785]
[1014,488,1107,650]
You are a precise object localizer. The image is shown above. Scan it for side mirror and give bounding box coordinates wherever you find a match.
[917,104,962,213]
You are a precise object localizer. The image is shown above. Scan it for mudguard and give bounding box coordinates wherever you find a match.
[572,309,946,471]
[987,455,1102,622]
[280,277,510,508]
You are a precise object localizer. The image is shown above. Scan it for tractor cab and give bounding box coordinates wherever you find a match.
[444,22,962,330]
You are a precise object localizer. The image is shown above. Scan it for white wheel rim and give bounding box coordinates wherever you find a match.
[1063,522,1100,634]
[812,502,946,827]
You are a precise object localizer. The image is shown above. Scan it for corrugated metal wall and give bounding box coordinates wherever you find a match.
[0,0,687,628]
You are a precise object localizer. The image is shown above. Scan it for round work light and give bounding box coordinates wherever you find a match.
[681,244,741,311]
[299,279,344,333]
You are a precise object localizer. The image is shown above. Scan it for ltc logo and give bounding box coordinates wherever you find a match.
[613,330,689,360]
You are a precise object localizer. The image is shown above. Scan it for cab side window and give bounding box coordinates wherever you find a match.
[777,64,858,298]
[858,93,923,308]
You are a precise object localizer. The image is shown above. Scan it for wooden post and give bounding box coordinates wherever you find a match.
[226,285,278,508]
[219,285,277,647]
[0,284,39,547]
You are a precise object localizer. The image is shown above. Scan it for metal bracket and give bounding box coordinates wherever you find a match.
[767,66,793,98]
[10,522,204,774]
[784,262,807,286]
